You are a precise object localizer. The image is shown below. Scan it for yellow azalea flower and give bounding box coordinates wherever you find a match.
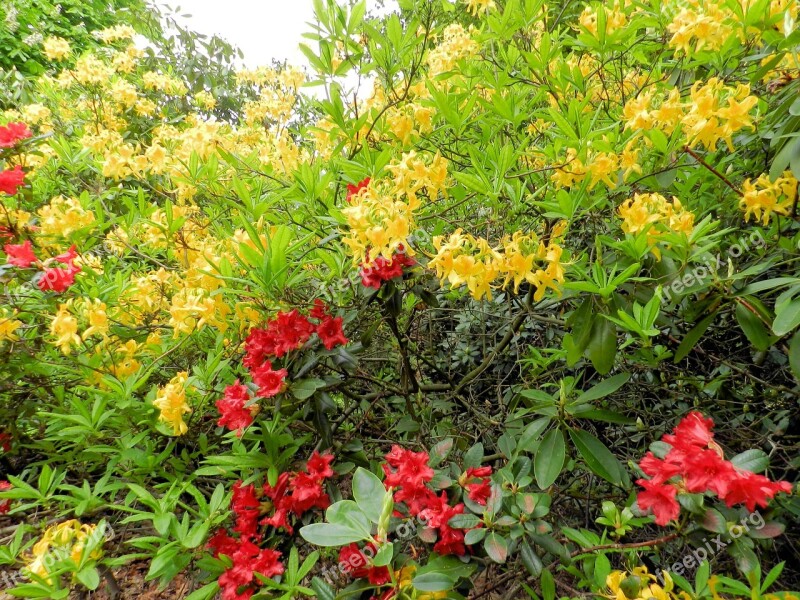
[37,196,96,239]
[26,520,102,583]
[0,309,23,342]
[153,371,192,436]
[606,566,679,600]
[43,36,71,60]
[426,24,480,78]
[81,299,109,340]
[740,171,796,225]
[50,304,81,355]
[465,0,496,16]
[619,193,695,258]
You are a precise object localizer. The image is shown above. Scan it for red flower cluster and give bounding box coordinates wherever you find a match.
[216,381,258,436]
[0,480,12,515]
[359,248,416,288]
[0,165,25,196]
[460,466,493,506]
[240,303,347,401]
[262,451,334,533]
[338,543,391,585]
[208,452,334,600]
[346,177,370,202]
[4,239,36,267]
[636,412,793,526]
[0,122,32,148]
[381,445,490,557]
[2,241,81,293]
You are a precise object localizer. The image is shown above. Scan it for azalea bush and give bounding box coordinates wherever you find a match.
[0,0,799,598]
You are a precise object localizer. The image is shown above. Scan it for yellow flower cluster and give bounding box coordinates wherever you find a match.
[342,152,448,264]
[740,171,797,225]
[550,142,641,189]
[465,0,496,16]
[426,24,480,78]
[94,25,137,44]
[153,371,192,436]
[666,0,737,56]
[26,520,103,582]
[36,195,96,241]
[579,2,630,37]
[0,309,23,342]
[619,192,695,257]
[623,78,758,151]
[429,225,566,301]
[605,566,682,600]
[342,178,419,264]
[50,304,81,355]
[42,36,71,61]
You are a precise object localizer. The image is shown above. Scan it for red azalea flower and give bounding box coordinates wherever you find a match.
[338,543,391,585]
[216,381,255,435]
[244,327,278,369]
[0,432,11,452]
[306,451,335,479]
[317,315,348,350]
[288,472,330,514]
[0,122,32,148]
[433,526,466,556]
[218,540,283,600]
[54,244,78,264]
[393,483,437,516]
[722,471,793,512]
[0,165,25,196]
[250,362,288,398]
[638,451,683,485]
[207,529,239,558]
[231,481,261,540]
[345,177,370,202]
[383,445,434,489]
[261,472,295,533]
[4,239,37,267]
[663,411,715,450]
[682,449,737,497]
[272,310,316,356]
[359,250,416,288]
[636,479,680,526]
[309,299,328,320]
[0,480,12,514]
[38,262,80,292]
[460,466,492,506]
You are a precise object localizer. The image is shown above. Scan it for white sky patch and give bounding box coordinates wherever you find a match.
[172,0,398,69]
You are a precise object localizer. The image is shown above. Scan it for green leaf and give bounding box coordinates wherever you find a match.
[310,577,336,600]
[730,449,769,473]
[520,541,543,577]
[574,373,630,404]
[353,467,387,524]
[299,522,367,546]
[76,567,100,590]
[534,428,565,489]
[448,514,482,529]
[291,378,326,400]
[586,316,617,374]
[412,572,456,592]
[517,417,551,453]
[790,331,800,382]
[540,568,556,600]
[569,428,628,487]
[736,302,777,351]
[773,298,800,336]
[484,533,509,563]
